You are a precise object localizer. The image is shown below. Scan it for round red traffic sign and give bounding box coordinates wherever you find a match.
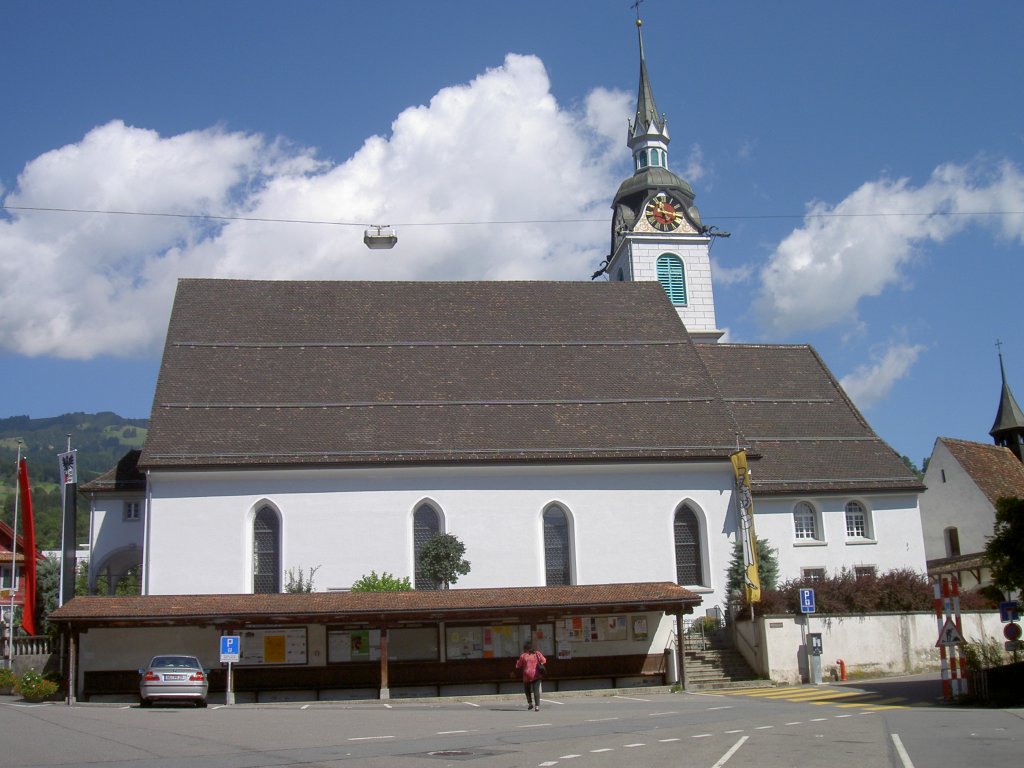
[1005,622,1022,641]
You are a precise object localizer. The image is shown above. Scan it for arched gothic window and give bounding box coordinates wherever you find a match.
[252,506,280,594]
[414,503,441,590]
[656,254,687,306]
[543,505,572,586]
[674,504,703,586]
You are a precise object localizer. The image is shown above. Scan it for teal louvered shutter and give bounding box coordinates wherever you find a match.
[656,255,687,306]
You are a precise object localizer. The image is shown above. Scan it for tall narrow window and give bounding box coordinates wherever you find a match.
[674,504,703,586]
[543,505,571,586]
[414,503,441,590]
[252,506,280,594]
[794,501,819,541]
[656,254,687,306]
[944,527,961,558]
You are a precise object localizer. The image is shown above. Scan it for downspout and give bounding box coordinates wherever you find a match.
[141,470,152,595]
[676,611,687,690]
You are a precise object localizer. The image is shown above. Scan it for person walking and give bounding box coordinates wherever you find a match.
[515,641,547,711]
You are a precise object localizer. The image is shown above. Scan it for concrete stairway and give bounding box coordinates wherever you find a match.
[683,646,766,690]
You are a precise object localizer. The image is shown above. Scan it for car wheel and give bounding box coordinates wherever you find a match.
[139,698,151,708]
[196,698,207,708]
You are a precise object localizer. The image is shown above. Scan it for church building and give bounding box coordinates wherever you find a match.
[56,20,926,701]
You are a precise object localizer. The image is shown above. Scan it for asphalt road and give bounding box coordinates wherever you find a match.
[1,680,1021,768]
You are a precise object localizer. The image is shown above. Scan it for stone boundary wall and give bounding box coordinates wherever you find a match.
[733,611,1005,685]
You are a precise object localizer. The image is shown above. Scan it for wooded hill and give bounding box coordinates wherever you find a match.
[0,413,148,550]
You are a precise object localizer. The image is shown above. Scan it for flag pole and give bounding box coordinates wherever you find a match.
[7,441,23,668]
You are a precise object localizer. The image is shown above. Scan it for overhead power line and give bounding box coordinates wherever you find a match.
[1,203,1022,228]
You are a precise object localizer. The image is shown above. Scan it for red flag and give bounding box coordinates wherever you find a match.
[17,458,38,636]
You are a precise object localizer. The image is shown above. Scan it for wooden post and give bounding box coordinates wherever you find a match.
[379,629,389,700]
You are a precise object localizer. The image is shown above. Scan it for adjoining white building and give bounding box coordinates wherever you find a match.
[920,354,1024,592]
[61,19,926,701]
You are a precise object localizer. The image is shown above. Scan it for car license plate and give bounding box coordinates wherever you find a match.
[164,674,186,680]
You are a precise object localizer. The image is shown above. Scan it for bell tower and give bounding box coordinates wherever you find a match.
[601,18,723,343]
[990,347,1024,461]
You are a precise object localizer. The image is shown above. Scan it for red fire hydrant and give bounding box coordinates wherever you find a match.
[836,659,847,681]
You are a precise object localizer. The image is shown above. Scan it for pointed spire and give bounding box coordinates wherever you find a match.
[631,19,664,138]
[990,347,1024,460]
[626,16,671,175]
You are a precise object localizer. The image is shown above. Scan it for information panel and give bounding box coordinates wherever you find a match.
[237,627,308,665]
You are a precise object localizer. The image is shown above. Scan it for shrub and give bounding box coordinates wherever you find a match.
[0,667,16,694]
[15,669,59,702]
[961,638,1009,672]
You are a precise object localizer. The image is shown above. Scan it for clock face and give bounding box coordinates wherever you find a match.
[645,194,685,232]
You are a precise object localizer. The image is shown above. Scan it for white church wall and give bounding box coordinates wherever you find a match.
[750,493,927,583]
[143,462,738,609]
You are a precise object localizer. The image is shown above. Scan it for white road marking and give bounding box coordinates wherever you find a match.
[658,738,681,742]
[693,733,712,738]
[785,721,802,725]
[648,711,679,716]
[755,725,774,730]
[724,729,744,734]
[835,714,852,718]
[586,717,619,722]
[558,754,581,759]
[464,701,480,707]
[892,734,917,768]
[706,705,733,711]
[810,717,828,722]
[590,748,614,753]
[301,705,310,710]
[539,762,558,767]
[518,723,551,729]
[437,730,475,735]
[348,736,394,741]
[711,736,749,768]
[614,695,650,702]
[624,743,645,747]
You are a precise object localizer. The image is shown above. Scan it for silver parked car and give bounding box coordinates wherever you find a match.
[139,655,209,707]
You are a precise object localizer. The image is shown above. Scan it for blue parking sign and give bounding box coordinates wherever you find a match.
[220,635,240,662]
[799,588,816,614]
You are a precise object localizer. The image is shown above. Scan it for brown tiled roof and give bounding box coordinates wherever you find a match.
[939,437,1024,507]
[80,450,145,493]
[696,343,923,494]
[139,280,741,468]
[49,582,700,627]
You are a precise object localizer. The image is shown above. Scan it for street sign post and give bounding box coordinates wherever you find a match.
[999,601,1020,623]
[220,635,240,705]
[799,588,816,614]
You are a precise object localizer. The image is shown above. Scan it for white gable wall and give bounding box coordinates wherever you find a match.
[920,441,997,560]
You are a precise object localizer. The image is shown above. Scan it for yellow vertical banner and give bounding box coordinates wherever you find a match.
[730,450,761,603]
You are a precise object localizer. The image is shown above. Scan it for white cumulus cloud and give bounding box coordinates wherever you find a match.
[0,54,627,359]
[839,342,927,411]
[753,160,1024,338]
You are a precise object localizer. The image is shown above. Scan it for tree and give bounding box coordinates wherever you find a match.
[726,537,780,596]
[419,533,471,589]
[986,496,1024,598]
[284,565,321,593]
[351,570,412,592]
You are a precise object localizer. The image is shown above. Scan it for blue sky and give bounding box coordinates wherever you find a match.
[1,0,1022,469]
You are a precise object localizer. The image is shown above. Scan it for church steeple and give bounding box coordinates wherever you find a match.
[628,19,671,173]
[600,14,724,344]
[990,348,1024,461]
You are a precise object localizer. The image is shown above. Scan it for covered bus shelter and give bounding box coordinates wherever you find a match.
[49,582,700,702]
